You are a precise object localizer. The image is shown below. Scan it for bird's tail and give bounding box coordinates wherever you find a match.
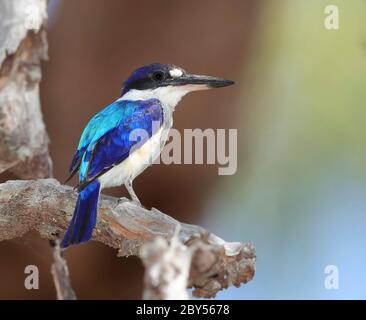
[61,180,100,248]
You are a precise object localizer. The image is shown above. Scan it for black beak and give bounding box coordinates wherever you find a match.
[167,74,234,89]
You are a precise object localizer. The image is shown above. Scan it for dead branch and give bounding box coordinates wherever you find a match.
[49,239,77,300]
[0,0,73,298]
[0,0,52,178]
[140,226,192,300]
[0,178,256,298]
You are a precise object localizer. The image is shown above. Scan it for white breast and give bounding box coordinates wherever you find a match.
[99,127,165,189]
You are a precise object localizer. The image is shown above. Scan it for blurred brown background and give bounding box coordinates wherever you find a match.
[0,0,258,299]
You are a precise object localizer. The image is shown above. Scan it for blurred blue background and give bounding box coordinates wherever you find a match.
[206,0,366,299]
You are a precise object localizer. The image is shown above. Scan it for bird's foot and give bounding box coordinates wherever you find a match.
[117,197,128,204]
[113,197,128,209]
[116,196,144,208]
[130,197,145,208]
[125,180,144,207]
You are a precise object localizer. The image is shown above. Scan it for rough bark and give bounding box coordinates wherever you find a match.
[0,0,52,178]
[0,178,256,298]
[141,226,192,300]
[0,0,71,299]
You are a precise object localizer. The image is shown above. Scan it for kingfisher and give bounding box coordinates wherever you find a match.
[61,63,234,248]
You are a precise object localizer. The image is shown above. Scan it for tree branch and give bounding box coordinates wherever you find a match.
[0,0,73,298]
[140,226,192,300]
[49,240,77,300]
[0,0,52,178]
[0,178,256,298]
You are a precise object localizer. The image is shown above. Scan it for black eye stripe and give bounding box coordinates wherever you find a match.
[122,65,183,94]
[125,72,170,91]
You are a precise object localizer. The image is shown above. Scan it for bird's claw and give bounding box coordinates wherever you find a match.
[115,197,144,208]
[131,198,144,208]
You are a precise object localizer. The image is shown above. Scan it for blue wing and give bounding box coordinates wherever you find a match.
[67,98,163,189]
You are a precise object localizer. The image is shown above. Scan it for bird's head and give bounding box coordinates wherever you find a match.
[120,63,234,109]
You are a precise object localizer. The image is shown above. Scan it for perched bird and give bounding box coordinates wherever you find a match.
[61,63,234,248]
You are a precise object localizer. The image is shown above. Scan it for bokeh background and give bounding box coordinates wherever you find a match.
[0,0,365,299]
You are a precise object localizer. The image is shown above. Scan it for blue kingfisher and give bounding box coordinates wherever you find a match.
[61,63,234,248]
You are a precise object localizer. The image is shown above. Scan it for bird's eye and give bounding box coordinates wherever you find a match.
[152,71,165,81]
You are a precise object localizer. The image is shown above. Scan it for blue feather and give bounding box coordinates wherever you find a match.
[62,98,163,247]
[76,98,163,184]
[61,180,100,248]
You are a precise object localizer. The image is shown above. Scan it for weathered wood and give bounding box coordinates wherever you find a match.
[0,0,51,178]
[0,178,256,298]
[49,240,77,300]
